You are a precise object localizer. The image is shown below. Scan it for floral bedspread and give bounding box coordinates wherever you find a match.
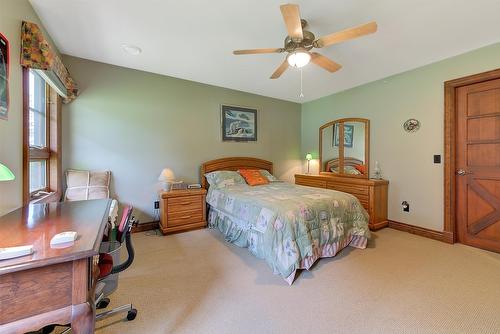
[206,182,370,284]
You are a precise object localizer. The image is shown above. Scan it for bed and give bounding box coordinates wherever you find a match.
[201,157,370,284]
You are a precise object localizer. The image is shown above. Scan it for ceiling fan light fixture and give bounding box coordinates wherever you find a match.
[287,51,311,68]
[233,4,377,79]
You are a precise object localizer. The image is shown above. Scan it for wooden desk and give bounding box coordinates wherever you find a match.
[0,199,111,333]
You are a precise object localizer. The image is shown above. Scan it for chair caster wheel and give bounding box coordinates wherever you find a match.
[127,308,137,321]
[96,298,110,309]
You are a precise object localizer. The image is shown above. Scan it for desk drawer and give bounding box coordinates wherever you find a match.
[167,196,203,213]
[0,262,73,324]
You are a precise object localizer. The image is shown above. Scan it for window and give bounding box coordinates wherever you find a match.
[28,70,49,194]
[23,69,62,204]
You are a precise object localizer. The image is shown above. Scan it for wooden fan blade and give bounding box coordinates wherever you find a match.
[270,60,289,79]
[314,21,378,48]
[280,4,303,41]
[233,48,283,55]
[310,52,342,73]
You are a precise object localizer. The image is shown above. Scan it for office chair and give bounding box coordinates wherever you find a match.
[34,206,138,334]
[95,205,138,322]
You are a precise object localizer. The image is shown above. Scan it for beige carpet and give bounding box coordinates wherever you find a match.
[93,228,500,334]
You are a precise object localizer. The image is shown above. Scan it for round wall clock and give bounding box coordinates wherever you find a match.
[403,119,420,133]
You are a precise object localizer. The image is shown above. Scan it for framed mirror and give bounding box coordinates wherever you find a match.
[319,118,370,179]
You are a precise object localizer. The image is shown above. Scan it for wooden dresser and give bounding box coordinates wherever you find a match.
[295,174,389,230]
[160,188,207,234]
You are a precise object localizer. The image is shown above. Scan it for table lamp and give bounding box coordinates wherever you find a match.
[158,168,175,191]
[0,163,15,181]
[305,153,313,174]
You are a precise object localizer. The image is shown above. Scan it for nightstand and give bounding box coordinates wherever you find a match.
[159,188,207,234]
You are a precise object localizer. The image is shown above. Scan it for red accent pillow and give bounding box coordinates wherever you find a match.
[238,169,270,186]
[355,164,366,174]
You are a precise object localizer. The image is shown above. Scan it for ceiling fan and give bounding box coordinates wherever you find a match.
[233,4,378,79]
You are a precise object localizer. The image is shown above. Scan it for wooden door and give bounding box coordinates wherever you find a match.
[456,78,500,253]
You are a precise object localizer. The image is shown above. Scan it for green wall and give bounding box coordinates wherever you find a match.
[3,1,499,233]
[0,0,59,215]
[62,56,301,222]
[301,42,500,231]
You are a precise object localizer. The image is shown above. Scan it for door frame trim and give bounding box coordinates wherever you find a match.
[444,68,500,243]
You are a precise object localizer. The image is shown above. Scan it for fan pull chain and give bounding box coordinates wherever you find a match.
[299,68,304,98]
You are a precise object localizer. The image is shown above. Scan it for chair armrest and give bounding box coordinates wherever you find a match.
[110,220,138,274]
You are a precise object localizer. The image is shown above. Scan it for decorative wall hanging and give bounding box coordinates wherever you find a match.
[403,118,420,133]
[20,21,78,103]
[221,105,257,142]
[0,32,9,120]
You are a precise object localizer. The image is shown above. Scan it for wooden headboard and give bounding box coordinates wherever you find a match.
[326,157,364,172]
[200,157,273,189]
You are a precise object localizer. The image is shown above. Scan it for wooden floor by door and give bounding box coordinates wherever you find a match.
[456,78,500,253]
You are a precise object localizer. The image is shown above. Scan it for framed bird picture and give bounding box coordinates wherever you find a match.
[333,123,354,148]
[221,104,257,142]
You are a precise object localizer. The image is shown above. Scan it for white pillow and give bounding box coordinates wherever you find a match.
[205,171,246,188]
[259,170,281,182]
[64,169,111,201]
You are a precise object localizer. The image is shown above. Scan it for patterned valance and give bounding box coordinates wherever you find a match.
[20,21,78,103]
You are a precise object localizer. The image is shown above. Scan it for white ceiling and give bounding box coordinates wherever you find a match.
[30,0,500,103]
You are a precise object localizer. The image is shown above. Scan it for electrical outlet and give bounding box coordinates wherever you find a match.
[402,201,410,212]
[154,201,160,209]
[434,155,441,164]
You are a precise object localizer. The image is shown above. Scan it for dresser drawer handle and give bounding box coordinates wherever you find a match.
[178,215,192,219]
[178,202,193,205]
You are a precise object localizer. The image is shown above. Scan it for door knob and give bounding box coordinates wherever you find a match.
[456,169,470,176]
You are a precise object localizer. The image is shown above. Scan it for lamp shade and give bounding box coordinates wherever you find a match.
[305,153,313,161]
[287,51,311,68]
[158,168,175,182]
[0,163,15,181]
